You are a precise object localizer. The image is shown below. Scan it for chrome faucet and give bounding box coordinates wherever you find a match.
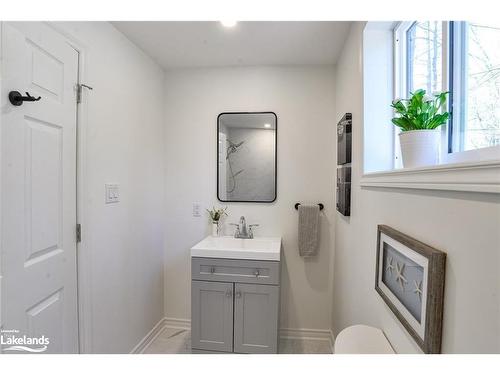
[230,216,259,239]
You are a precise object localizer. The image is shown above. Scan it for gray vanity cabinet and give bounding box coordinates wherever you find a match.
[233,283,279,353]
[191,280,234,352]
[191,257,281,354]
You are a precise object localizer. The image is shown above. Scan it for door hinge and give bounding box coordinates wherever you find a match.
[76,83,93,104]
[76,85,82,104]
[76,224,82,243]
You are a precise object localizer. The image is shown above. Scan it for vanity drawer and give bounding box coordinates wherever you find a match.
[191,257,280,285]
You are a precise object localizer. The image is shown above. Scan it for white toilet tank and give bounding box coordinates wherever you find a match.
[334,325,395,354]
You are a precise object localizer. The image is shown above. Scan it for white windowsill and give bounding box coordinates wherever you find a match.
[360,160,500,194]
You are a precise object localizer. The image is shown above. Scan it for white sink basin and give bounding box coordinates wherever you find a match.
[191,236,282,261]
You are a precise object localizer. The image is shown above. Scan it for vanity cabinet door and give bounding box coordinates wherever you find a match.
[233,283,279,354]
[191,281,234,352]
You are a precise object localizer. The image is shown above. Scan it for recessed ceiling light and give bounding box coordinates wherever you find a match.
[264,123,271,128]
[220,20,237,28]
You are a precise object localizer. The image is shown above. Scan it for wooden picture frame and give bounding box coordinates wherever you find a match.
[375,225,446,354]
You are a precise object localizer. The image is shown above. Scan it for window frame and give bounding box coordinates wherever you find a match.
[392,21,500,167]
[448,21,500,163]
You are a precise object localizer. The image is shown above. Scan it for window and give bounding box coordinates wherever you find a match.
[451,21,500,152]
[394,21,500,163]
[406,21,443,97]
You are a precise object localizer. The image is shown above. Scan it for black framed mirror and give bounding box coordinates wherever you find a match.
[217,112,277,203]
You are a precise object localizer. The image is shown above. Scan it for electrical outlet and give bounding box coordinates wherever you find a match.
[192,203,201,217]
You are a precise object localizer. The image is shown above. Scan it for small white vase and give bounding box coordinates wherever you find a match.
[212,222,219,237]
[399,129,440,168]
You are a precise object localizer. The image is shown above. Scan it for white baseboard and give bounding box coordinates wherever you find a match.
[281,327,336,354]
[130,317,167,354]
[160,317,336,352]
[279,327,331,340]
[330,330,335,354]
[164,317,191,330]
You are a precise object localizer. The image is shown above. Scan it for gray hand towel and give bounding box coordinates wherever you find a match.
[298,204,320,257]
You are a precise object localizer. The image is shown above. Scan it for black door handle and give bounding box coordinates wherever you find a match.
[9,91,41,106]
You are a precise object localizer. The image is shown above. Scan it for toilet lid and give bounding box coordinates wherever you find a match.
[334,325,395,354]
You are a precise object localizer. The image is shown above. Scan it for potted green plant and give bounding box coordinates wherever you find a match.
[391,89,450,168]
[206,206,228,237]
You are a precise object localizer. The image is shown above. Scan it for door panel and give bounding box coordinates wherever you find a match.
[26,289,64,353]
[191,281,233,352]
[234,283,279,354]
[30,45,64,99]
[1,22,79,353]
[26,116,63,262]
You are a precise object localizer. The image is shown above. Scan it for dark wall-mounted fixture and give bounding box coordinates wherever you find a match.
[337,112,352,165]
[336,166,351,216]
[294,203,324,211]
[336,113,352,216]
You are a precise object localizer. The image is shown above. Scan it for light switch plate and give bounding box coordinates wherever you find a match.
[105,184,120,204]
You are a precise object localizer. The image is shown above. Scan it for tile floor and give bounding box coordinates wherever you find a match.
[143,327,332,354]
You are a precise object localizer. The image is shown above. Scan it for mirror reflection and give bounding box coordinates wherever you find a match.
[217,112,277,202]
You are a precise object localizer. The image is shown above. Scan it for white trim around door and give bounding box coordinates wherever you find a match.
[45,22,92,354]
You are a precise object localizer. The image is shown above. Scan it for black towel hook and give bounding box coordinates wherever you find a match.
[9,91,41,106]
[295,203,324,211]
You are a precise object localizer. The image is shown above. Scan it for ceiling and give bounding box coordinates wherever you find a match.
[112,21,351,69]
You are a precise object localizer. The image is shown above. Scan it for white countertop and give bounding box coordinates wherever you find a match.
[190,236,282,261]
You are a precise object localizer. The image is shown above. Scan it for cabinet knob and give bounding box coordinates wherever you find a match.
[254,269,260,277]
[210,266,215,274]
[235,291,242,299]
[226,290,233,298]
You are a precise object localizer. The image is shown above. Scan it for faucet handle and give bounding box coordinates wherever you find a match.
[248,224,259,238]
[229,223,240,237]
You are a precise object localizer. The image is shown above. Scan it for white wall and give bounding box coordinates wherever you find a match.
[55,22,165,353]
[363,23,395,173]
[332,22,500,353]
[164,66,336,332]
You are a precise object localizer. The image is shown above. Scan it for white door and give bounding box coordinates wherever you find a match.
[1,22,79,353]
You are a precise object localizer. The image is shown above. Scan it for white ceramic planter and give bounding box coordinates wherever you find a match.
[399,129,440,168]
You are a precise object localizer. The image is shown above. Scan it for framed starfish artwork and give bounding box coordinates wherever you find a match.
[375,225,446,354]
